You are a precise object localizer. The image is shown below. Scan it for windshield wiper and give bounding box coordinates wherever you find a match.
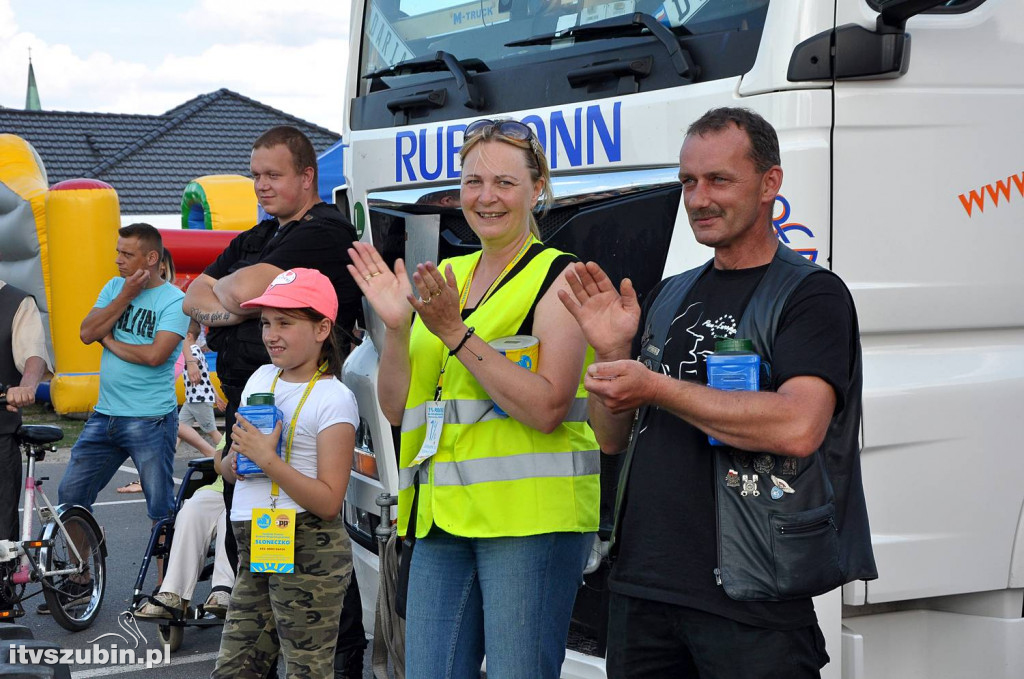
[506,12,698,81]
[364,51,488,109]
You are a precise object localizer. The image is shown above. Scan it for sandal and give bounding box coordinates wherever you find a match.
[117,479,143,494]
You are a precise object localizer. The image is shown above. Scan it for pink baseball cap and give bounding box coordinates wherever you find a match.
[240,268,338,322]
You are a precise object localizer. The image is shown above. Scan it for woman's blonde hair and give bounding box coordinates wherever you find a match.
[459,120,554,240]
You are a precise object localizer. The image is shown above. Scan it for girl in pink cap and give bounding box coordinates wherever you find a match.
[212,267,358,678]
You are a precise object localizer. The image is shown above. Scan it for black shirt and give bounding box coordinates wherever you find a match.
[608,264,855,630]
[204,203,362,338]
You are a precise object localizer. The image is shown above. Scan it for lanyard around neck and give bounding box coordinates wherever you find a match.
[436,236,536,401]
[457,235,537,313]
[268,362,328,498]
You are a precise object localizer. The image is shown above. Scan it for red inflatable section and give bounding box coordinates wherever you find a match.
[51,178,114,191]
[159,228,239,289]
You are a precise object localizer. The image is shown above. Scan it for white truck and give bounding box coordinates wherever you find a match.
[336,0,1024,676]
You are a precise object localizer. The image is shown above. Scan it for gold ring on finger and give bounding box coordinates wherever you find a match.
[431,290,442,298]
[370,271,382,277]
[422,297,432,305]
[363,274,372,281]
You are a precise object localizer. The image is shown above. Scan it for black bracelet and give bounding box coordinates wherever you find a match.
[451,327,476,356]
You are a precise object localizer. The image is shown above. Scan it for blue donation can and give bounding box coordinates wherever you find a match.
[706,338,760,446]
[236,392,283,476]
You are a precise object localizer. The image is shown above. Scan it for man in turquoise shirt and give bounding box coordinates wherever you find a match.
[58,223,188,546]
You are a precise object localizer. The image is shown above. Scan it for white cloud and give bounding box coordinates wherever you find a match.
[0,0,15,40]
[0,0,351,130]
[183,0,350,44]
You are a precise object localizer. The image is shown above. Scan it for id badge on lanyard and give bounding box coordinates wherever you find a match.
[249,363,326,573]
[412,400,445,465]
[408,237,536,467]
[250,507,297,573]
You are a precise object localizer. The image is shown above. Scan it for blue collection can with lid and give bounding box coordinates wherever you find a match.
[235,392,284,476]
[706,338,760,446]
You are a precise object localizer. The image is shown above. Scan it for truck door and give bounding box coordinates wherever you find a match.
[830,0,1024,606]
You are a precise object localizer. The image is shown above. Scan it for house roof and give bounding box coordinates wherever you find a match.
[0,88,340,215]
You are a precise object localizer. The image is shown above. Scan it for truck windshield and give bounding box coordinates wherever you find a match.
[358,0,768,94]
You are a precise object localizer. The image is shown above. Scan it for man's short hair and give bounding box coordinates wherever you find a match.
[118,223,163,258]
[686,107,780,173]
[253,125,319,186]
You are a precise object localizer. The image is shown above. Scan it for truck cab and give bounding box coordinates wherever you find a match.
[339,1,1024,676]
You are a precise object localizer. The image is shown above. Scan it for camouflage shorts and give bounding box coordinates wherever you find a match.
[212,511,353,679]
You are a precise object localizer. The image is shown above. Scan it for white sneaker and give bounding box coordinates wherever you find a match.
[135,591,185,619]
[203,590,230,619]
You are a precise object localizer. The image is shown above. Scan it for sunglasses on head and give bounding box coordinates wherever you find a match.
[464,119,535,142]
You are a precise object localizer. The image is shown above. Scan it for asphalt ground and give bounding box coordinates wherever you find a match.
[4,443,384,678]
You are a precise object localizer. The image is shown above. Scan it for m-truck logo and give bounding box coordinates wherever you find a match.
[394,102,622,182]
[958,169,1024,217]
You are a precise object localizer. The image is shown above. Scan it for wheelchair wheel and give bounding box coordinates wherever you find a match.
[39,507,106,631]
[158,623,184,653]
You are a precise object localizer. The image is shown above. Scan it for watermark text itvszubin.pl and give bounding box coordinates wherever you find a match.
[9,643,171,668]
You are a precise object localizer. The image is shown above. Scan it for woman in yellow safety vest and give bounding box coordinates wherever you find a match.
[348,118,600,678]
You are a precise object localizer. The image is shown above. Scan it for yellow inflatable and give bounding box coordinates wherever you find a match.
[47,179,120,414]
[0,134,53,359]
[2,135,249,414]
[181,175,257,230]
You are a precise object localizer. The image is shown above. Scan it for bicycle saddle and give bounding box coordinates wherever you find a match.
[15,425,64,445]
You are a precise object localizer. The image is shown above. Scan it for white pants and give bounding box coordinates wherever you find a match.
[160,488,234,600]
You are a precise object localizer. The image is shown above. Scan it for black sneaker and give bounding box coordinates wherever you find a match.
[37,578,93,615]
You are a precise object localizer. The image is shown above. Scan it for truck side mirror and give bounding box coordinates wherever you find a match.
[787,0,948,81]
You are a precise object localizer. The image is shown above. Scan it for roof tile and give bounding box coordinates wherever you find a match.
[0,88,340,215]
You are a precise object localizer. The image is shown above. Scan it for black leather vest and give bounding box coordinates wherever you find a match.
[619,243,877,601]
[0,285,29,434]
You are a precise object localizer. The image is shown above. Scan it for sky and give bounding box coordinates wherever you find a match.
[0,0,352,131]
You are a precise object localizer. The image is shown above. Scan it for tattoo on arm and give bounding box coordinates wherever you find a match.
[188,307,235,325]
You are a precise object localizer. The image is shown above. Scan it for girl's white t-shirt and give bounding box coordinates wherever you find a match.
[231,364,359,521]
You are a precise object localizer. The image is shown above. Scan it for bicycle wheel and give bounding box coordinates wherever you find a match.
[40,507,106,631]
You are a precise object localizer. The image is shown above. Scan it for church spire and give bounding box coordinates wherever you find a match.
[25,48,41,111]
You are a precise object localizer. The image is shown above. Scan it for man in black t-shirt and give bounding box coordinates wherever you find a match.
[181,125,366,677]
[560,108,874,678]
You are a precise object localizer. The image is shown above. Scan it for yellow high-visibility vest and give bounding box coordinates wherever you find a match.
[397,246,599,538]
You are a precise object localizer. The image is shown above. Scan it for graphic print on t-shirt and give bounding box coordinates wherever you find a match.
[660,302,738,380]
[114,304,156,339]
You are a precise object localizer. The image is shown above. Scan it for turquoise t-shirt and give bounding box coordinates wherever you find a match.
[95,278,189,417]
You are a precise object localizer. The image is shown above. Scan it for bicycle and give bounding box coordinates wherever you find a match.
[0,391,107,631]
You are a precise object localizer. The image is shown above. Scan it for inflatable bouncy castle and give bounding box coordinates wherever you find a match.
[181,175,257,231]
[0,134,57,380]
[47,178,122,413]
[0,135,256,414]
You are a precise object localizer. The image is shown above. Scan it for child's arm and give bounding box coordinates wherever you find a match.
[185,343,202,386]
[218,445,237,483]
[231,416,354,521]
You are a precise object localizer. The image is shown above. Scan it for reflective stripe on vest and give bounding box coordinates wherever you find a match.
[401,396,589,433]
[398,246,600,538]
[399,448,599,491]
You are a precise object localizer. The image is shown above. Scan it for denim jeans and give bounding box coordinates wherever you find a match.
[58,411,177,521]
[405,531,592,679]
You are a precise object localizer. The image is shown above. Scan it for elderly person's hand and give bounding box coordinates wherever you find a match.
[4,385,35,412]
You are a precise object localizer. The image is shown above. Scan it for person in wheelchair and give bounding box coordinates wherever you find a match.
[136,439,233,619]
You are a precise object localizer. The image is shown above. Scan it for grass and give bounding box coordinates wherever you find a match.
[19,403,87,448]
